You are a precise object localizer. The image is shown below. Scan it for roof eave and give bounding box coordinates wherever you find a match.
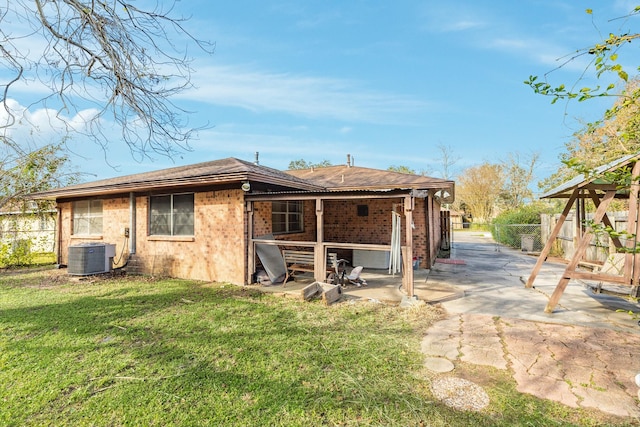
[30,172,324,200]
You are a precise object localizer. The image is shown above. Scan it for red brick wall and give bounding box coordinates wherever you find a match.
[413,198,428,267]
[58,189,247,284]
[57,197,130,268]
[253,200,316,241]
[251,196,438,268]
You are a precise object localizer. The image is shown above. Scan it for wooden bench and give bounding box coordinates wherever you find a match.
[282,250,338,284]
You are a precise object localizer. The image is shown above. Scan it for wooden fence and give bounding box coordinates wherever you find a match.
[540,212,630,263]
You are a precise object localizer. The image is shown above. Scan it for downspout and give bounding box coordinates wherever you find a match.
[129,192,136,254]
[56,205,63,266]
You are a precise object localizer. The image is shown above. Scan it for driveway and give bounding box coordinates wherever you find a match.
[421,231,640,418]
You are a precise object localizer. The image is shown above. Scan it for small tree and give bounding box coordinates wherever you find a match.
[455,163,505,223]
[501,151,539,209]
[436,143,460,180]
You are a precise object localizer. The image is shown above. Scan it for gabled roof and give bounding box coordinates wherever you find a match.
[31,157,324,200]
[286,164,454,192]
[541,153,640,199]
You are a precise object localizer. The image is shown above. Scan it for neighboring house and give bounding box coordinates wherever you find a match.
[30,157,454,296]
[0,206,56,256]
[443,209,465,230]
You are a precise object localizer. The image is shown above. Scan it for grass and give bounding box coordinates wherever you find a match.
[0,251,56,269]
[0,269,636,427]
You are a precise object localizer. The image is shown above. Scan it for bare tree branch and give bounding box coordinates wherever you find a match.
[0,0,214,160]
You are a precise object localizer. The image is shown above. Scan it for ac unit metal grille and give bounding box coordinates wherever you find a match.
[68,244,107,275]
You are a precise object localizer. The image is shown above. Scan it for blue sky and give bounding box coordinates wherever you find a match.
[4,1,640,189]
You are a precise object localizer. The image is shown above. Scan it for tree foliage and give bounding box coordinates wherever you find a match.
[0,142,76,211]
[0,0,213,159]
[539,79,640,191]
[288,159,333,170]
[387,165,416,174]
[526,7,639,107]
[455,152,539,222]
[526,6,640,191]
[454,162,504,223]
[493,202,554,226]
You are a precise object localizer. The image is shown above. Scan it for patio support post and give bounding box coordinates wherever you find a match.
[404,195,414,297]
[246,201,255,284]
[314,198,326,282]
[426,192,433,266]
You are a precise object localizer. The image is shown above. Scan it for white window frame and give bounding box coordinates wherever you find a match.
[72,200,103,236]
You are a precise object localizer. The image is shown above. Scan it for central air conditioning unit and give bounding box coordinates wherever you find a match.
[68,243,116,275]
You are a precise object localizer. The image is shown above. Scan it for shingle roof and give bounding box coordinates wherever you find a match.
[30,157,455,201]
[286,164,454,191]
[31,157,324,199]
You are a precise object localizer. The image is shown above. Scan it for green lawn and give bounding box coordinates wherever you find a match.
[0,269,632,426]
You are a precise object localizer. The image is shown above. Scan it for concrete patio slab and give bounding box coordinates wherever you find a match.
[421,231,640,419]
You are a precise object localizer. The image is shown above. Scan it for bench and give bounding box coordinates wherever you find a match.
[282,250,338,284]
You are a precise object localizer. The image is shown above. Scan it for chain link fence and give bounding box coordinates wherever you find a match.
[491,223,543,252]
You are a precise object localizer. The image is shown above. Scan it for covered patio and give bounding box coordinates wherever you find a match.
[242,161,454,298]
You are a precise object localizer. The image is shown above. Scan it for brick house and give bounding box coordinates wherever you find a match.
[31,157,454,296]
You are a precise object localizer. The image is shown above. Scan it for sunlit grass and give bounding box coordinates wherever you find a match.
[0,269,631,426]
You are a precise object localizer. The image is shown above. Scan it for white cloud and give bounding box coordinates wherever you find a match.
[181,64,432,123]
[0,98,101,151]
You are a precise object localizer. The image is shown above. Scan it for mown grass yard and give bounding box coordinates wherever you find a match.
[0,268,633,426]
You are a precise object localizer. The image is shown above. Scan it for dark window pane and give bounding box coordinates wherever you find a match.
[150,194,194,236]
[271,201,303,234]
[150,196,171,235]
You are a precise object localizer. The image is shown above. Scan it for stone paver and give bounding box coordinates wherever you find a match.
[459,313,506,370]
[421,316,460,359]
[422,313,640,418]
[424,357,455,373]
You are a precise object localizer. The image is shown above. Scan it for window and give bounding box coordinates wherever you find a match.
[39,215,50,231]
[272,201,303,234]
[73,200,103,235]
[150,193,194,236]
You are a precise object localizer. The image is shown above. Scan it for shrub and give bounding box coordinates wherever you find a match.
[491,203,553,249]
